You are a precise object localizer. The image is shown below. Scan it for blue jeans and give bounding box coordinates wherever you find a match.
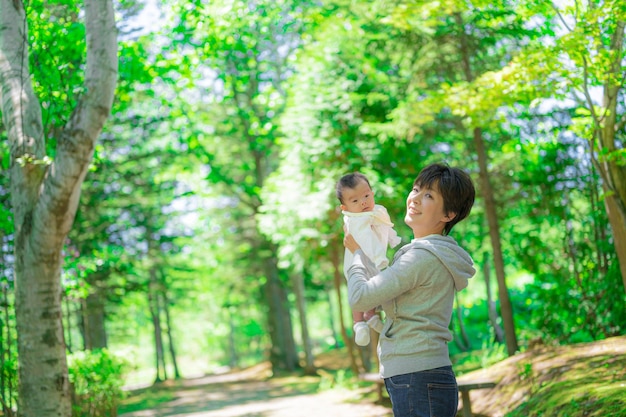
[384,366,458,417]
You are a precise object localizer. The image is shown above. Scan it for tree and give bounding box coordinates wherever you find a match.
[552,3,626,291]
[259,3,423,373]
[0,0,117,415]
[165,0,319,372]
[469,1,626,293]
[372,0,528,354]
[448,9,518,355]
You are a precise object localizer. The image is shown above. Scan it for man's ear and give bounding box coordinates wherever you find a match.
[443,212,457,222]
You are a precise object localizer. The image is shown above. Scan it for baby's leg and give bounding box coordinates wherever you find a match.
[363,308,377,321]
[352,310,365,323]
[352,310,370,346]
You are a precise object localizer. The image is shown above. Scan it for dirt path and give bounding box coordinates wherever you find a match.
[118,363,393,417]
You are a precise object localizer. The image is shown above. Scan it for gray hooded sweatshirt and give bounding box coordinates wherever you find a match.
[347,234,475,378]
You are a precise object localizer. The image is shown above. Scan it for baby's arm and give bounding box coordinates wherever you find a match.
[387,225,401,248]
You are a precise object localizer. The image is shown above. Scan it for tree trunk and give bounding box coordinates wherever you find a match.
[331,240,360,375]
[592,21,626,291]
[293,269,316,375]
[148,272,166,383]
[325,289,340,349]
[161,288,181,379]
[63,296,76,353]
[454,293,471,350]
[82,289,108,350]
[483,254,504,343]
[473,127,519,355]
[603,196,626,290]
[590,178,609,275]
[263,250,298,372]
[0,0,117,415]
[226,305,238,368]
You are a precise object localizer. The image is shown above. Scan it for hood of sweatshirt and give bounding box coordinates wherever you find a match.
[412,234,475,291]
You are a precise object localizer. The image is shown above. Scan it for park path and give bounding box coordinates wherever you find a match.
[118,362,393,417]
[118,336,626,417]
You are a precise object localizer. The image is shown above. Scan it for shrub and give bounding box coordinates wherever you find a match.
[68,348,127,417]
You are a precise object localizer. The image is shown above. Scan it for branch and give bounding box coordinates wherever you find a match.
[0,0,45,158]
[38,0,119,235]
[551,1,573,33]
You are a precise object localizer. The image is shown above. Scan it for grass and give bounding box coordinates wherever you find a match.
[504,352,626,417]
[118,383,179,414]
[456,336,626,417]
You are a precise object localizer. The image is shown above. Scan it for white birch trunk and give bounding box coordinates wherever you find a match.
[0,0,117,416]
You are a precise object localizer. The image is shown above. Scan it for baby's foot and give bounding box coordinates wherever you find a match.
[353,321,370,346]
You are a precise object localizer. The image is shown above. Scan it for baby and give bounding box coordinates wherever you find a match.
[336,172,401,346]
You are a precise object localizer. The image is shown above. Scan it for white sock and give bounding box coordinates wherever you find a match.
[353,321,370,346]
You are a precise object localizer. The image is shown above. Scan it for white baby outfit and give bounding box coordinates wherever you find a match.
[343,204,401,346]
[343,204,401,277]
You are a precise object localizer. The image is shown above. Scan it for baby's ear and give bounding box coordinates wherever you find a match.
[340,204,346,211]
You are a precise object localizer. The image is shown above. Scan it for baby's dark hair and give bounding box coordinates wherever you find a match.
[336,172,371,204]
[414,163,475,235]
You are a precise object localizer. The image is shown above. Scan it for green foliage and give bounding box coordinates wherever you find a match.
[525,263,626,343]
[0,355,18,413]
[502,130,626,343]
[452,342,508,375]
[68,349,128,417]
[27,0,86,155]
[317,368,354,391]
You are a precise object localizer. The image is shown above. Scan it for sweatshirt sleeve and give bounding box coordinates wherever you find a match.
[346,249,379,282]
[347,248,423,312]
[387,228,402,248]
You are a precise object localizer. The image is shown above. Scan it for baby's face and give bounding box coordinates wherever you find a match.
[340,179,375,213]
